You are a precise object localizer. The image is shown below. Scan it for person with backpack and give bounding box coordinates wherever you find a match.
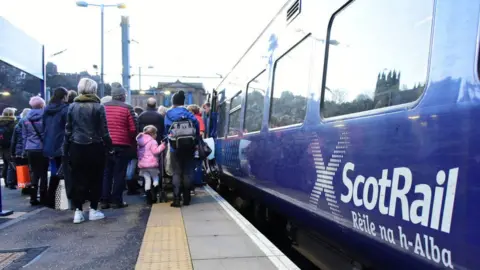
[164,91,199,207]
[0,108,18,189]
[22,96,48,206]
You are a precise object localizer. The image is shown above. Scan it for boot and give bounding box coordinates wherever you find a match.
[30,185,40,206]
[145,190,153,205]
[183,189,191,206]
[46,175,59,208]
[39,188,48,207]
[170,196,180,208]
[151,186,158,204]
[127,180,140,195]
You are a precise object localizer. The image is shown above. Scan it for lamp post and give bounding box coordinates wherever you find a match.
[138,65,154,91]
[76,1,126,97]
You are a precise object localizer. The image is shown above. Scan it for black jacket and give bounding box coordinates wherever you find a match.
[138,107,165,143]
[0,116,16,149]
[64,94,112,152]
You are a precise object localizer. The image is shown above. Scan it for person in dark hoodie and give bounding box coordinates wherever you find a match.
[43,87,69,208]
[10,108,30,194]
[63,89,77,202]
[10,108,30,195]
[0,108,18,189]
[164,91,199,207]
[22,96,48,206]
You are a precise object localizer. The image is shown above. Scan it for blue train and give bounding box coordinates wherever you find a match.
[206,0,480,269]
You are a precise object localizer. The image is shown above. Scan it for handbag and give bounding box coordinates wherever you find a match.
[197,139,212,160]
[30,119,43,143]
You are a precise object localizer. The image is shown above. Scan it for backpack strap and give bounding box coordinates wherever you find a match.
[30,119,43,143]
[167,114,188,133]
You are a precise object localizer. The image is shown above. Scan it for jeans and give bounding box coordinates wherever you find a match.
[102,148,129,204]
[171,153,194,198]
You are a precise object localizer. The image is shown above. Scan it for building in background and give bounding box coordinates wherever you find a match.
[0,16,45,113]
[131,80,206,108]
[45,62,112,99]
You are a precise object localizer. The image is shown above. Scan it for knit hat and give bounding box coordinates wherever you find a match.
[111,82,126,98]
[172,91,185,106]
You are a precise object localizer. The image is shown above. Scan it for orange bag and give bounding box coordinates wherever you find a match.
[16,165,30,188]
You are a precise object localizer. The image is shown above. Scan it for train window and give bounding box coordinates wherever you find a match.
[228,92,242,136]
[217,102,227,138]
[322,0,433,118]
[270,37,311,128]
[231,92,242,108]
[244,70,267,133]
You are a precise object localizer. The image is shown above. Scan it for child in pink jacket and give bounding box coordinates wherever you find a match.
[136,125,166,205]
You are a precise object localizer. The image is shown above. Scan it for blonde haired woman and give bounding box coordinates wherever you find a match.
[65,78,112,223]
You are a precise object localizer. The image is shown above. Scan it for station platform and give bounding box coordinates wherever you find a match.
[0,181,298,269]
[136,186,298,270]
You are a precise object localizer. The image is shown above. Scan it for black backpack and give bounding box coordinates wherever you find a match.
[168,116,197,153]
[0,121,14,149]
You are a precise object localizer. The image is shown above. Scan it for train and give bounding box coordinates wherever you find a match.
[204,0,480,269]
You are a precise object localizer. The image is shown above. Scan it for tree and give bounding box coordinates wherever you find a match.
[331,89,347,104]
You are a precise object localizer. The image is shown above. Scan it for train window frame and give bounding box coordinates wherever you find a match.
[227,90,243,138]
[243,69,267,135]
[217,100,228,139]
[268,34,311,131]
[320,0,433,121]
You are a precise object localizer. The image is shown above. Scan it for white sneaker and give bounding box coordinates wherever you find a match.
[73,209,85,224]
[89,209,105,221]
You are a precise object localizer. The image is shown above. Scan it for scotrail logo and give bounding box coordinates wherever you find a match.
[308,126,350,223]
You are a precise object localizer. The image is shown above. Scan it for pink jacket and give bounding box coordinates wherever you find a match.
[136,133,166,169]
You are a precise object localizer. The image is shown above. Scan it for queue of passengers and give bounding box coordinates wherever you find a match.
[2,77,206,224]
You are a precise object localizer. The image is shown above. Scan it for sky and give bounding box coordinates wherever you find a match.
[0,0,286,91]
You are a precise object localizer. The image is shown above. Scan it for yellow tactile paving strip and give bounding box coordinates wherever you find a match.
[0,252,26,269]
[135,203,193,270]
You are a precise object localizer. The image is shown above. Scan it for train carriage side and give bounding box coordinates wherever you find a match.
[212,0,480,269]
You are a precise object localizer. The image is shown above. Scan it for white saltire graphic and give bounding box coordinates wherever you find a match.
[308,127,350,223]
